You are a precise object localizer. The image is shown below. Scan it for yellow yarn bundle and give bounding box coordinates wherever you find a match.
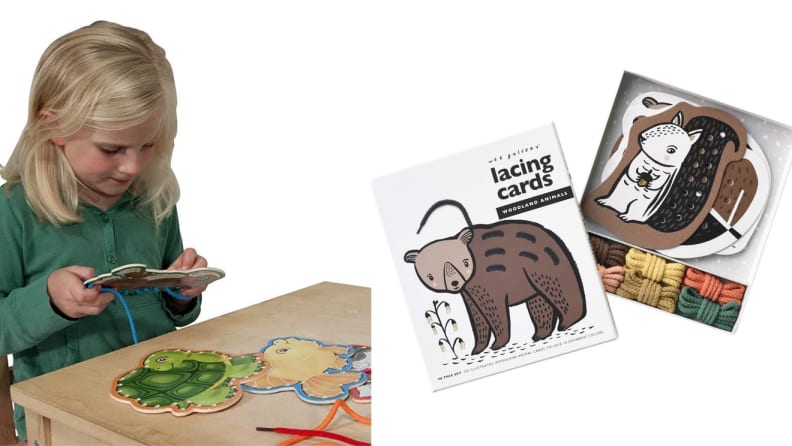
[616,269,679,312]
[616,248,686,312]
[623,248,686,288]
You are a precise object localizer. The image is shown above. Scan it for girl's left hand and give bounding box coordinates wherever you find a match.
[168,248,208,298]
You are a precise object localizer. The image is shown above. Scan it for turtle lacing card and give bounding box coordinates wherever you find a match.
[373,125,617,391]
[111,348,266,415]
[581,72,792,332]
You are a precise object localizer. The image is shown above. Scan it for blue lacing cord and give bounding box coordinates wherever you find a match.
[86,284,192,344]
[163,287,192,301]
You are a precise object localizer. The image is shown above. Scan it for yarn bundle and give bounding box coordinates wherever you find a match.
[676,287,740,331]
[590,234,627,293]
[587,234,746,331]
[589,234,628,267]
[683,268,746,305]
[616,248,685,313]
[676,268,745,331]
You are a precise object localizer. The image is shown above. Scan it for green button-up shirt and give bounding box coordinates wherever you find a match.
[0,183,201,438]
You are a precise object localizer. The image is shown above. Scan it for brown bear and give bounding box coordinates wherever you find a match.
[404,200,586,354]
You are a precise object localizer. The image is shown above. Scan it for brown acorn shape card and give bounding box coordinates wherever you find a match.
[582,102,747,250]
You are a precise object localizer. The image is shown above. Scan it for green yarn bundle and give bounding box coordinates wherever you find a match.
[676,286,740,331]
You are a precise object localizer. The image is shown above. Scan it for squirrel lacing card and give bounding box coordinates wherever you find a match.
[581,72,792,332]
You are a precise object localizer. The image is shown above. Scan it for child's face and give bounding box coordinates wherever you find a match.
[54,116,159,209]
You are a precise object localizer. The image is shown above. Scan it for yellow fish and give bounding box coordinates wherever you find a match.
[245,337,366,402]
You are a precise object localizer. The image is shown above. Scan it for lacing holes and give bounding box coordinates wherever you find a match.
[724,197,732,205]
[711,148,719,156]
[727,179,735,186]
[693,161,700,168]
[706,162,713,169]
[676,214,683,221]
[658,217,666,224]
[687,176,695,183]
[687,203,696,210]
[701,177,708,184]
[698,147,706,155]
[670,202,677,209]
[682,189,689,196]
[719,131,726,138]
[702,222,709,229]
[695,191,703,198]
[707,134,715,142]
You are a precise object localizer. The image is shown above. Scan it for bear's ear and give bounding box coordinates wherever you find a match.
[457,228,474,245]
[404,250,419,263]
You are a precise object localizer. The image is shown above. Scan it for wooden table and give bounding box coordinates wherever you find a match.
[11,282,371,445]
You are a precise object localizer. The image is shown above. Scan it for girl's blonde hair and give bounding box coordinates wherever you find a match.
[0,20,179,225]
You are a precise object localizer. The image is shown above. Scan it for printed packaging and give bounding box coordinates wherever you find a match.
[581,72,792,332]
[373,125,617,390]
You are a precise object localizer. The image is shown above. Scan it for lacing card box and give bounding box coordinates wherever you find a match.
[373,125,617,390]
[581,72,792,332]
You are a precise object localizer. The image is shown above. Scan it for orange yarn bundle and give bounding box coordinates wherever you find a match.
[597,264,625,294]
[616,248,686,312]
[589,234,629,267]
[683,268,746,305]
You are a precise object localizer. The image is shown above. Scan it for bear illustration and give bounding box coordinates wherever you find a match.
[404,200,586,354]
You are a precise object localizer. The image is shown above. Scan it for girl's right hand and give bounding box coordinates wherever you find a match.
[47,266,115,318]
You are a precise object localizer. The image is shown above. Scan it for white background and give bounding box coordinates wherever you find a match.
[2,2,791,445]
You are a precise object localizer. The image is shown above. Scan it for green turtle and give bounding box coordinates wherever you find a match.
[112,348,266,415]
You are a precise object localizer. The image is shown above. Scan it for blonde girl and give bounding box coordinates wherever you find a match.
[0,21,207,440]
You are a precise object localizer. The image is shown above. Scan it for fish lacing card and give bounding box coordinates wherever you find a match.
[241,337,367,404]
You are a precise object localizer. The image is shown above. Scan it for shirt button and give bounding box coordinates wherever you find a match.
[101,214,110,223]
[107,256,117,264]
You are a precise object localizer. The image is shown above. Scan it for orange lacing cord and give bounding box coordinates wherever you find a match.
[597,264,625,294]
[278,399,371,446]
[683,268,746,305]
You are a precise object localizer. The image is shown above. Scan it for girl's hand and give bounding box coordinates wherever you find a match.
[48,266,115,318]
[168,248,208,298]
